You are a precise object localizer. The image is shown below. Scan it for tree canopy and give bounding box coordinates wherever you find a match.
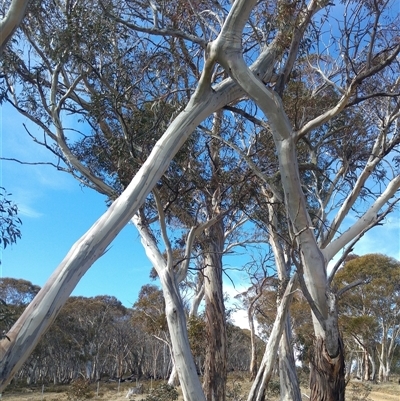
[1,1,400,400]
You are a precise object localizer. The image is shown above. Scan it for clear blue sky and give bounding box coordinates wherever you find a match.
[0,101,399,313]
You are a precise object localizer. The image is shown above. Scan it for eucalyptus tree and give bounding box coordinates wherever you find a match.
[0,278,39,334]
[0,188,22,255]
[133,285,172,380]
[0,2,259,399]
[0,278,39,307]
[219,3,400,400]
[335,254,400,382]
[1,3,400,401]
[235,251,276,381]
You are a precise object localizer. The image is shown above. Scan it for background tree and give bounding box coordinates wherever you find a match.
[335,254,400,382]
[0,277,256,385]
[0,188,21,254]
[0,278,38,335]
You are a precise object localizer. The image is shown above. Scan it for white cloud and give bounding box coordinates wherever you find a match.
[8,186,44,219]
[17,203,43,218]
[224,280,252,330]
[231,308,250,330]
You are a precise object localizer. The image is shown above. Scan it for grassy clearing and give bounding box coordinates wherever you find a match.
[1,375,398,401]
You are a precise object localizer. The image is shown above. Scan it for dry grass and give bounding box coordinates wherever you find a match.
[0,376,398,401]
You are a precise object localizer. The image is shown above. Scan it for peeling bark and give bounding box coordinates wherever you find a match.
[309,336,345,401]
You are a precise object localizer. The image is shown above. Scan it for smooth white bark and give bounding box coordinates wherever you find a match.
[0,1,282,385]
[267,199,301,401]
[323,175,400,261]
[213,2,329,334]
[247,274,298,401]
[0,0,30,53]
[133,215,205,401]
[0,78,222,390]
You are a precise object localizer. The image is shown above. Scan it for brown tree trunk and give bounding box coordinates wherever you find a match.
[203,221,226,401]
[310,336,345,401]
[362,347,370,381]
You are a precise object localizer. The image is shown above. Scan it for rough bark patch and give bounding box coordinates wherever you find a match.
[309,336,345,401]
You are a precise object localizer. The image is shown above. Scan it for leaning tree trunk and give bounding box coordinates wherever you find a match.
[279,317,302,401]
[159,269,206,401]
[0,0,31,53]
[247,274,298,401]
[203,220,227,401]
[168,364,179,386]
[248,306,258,381]
[266,195,301,401]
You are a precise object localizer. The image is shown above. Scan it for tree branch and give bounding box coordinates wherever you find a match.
[323,176,400,261]
[0,0,30,53]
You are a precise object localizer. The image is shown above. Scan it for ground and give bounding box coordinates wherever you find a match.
[0,378,398,401]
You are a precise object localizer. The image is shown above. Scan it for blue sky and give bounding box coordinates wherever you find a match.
[0,101,153,307]
[0,99,399,319]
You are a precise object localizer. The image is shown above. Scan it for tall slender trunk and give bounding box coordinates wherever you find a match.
[247,274,297,401]
[266,197,301,401]
[160,270,206,401]
[279,317,302,401]
[214,4,348,395]
[362,346,370,381]
[203,220,226,401]
[248,307,258,381]
[135,217,206,401]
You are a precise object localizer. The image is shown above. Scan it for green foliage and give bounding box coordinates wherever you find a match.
[335,253,400,338]
[0,278,40,306]
[0,278,40,333]
[187,315,206,358]
[0,299,14,335]
[0,187,22,252]
[67,379,93,400]
[144,383,178,401]
[133,285,167,334]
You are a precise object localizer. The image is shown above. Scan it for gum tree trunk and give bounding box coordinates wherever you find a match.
[0,0,281,389]
[203,220,227,401]
[310,336,345,401]
[247,274,298,401]
[134,216,206,401]
[0,0,30,52]
[279,318,302,401]
[267,197,301,401]
[208,2,399,399]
